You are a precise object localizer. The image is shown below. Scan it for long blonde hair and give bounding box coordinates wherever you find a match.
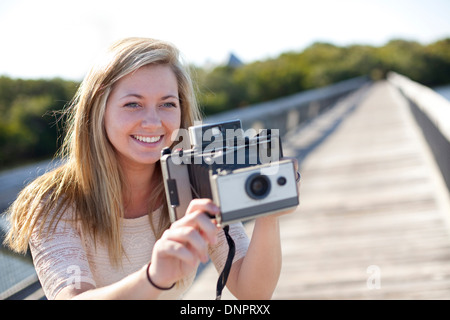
[4,37,202,265]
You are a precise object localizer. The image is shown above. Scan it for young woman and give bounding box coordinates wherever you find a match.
[4,37,295,299]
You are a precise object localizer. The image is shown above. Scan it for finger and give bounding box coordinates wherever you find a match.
[163,226,210,263]
[172,226,209,262]
[172,210,219,245]
[190,211,220,245]
[186,198,220,218]
[156,238,200,267]
[186,199,221,240]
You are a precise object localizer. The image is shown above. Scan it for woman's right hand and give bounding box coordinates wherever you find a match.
[147,198,220,289]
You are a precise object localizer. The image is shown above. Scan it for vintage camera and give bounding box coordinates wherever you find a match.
[160,119,299,226]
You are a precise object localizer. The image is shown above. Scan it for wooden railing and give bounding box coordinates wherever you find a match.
[388,72,450,192]
[204,76,371,136]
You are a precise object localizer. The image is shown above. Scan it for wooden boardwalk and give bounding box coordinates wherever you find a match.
[183,81,450,300]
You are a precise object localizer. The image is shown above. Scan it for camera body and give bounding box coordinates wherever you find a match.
[160,119,299,226]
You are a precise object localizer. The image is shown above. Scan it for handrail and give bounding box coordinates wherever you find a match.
[388,72,450,192]
[388,72,450,141]
[205,76,371,136]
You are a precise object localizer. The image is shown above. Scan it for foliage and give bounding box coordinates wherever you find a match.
[0,77,78,168]
[195,38,450,115]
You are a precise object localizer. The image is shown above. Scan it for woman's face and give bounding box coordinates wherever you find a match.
[105,64,181,168]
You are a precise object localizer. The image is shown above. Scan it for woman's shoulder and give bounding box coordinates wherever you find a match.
[31,195,79,238]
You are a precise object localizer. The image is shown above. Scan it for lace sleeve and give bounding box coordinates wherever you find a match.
[208,222,250,273]
[29,208,96,300]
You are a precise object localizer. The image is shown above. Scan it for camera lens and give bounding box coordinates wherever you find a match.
[245,174,271,200]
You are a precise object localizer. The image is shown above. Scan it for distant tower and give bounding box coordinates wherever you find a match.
[227,52,243,68]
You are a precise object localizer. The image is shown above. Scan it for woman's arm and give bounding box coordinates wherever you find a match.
[225,215,283,300]
[54,199,220,300]
[57,265,162,300]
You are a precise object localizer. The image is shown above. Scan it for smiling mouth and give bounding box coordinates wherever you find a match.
[132,135,162,143]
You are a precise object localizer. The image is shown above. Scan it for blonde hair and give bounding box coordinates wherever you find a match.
[4,37,202,265]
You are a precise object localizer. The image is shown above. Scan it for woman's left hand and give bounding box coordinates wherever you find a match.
[148,199,220,289]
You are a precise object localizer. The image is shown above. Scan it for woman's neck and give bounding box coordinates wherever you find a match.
[121,162,158,219]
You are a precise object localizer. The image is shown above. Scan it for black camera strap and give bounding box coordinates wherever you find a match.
[215,225,235,300]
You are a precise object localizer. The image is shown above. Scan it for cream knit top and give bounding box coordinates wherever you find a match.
[29,207,250,300]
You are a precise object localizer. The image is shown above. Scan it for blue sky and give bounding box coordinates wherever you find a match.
[0,0,449,80]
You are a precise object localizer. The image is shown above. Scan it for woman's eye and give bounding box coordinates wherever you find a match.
[162,102,177,108]
[124,102,141,109]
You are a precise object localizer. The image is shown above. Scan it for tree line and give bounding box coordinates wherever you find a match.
[0,38,449,168]
[194,38,450,114]
[0,77,78,168]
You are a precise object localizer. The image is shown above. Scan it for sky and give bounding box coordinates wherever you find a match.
[0,0,449,81]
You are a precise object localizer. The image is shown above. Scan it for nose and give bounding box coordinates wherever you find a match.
[141,106,162,129]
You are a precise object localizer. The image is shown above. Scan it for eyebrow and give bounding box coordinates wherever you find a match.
[162,94,180,100]
[120,93,180,100]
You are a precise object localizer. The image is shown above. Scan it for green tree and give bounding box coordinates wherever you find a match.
[0,77,78,168]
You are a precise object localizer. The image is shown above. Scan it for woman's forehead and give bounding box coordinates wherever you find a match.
[112,64,179,98]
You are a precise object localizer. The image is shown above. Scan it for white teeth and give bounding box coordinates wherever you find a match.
[133,135,161,143]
